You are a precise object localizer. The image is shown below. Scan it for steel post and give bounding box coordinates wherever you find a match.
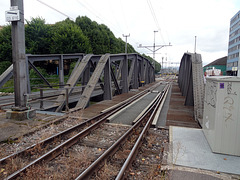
[103,58,112,100]
[145,62,149,84]
[140,58,144,86]
[132,55,139,89]
[40,88,43,110]
[26,56,31,93]
[11,0,28,110]
[122,55,129,93]
[59,55,64,87]
[82,62,90,91]
[65,88,69,112]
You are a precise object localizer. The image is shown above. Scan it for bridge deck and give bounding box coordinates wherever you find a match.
[166,82,200,128]
[0,88,103,111]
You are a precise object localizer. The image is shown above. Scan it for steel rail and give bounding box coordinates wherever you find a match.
[75,84,167,180]
[1,83,159,165]
[116,84,170,179]
[4,83,160,180]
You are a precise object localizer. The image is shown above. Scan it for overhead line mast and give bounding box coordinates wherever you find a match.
[138,31,171,68]
[123,34,130,54]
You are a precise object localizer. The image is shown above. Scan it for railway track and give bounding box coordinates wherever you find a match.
[0,81,171,180]
[77,84,170,179]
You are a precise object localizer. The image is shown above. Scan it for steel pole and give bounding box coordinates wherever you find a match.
[153,30,158,69]
[153,30,158,60]
[123,34,130,54]
[11,0,28,110]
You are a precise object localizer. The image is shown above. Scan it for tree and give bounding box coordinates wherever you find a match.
[76,16,107,54]
[25,17,52,54]
[142,54,161,73]
[0,25,12,74]
[75,16,136,54]
[50,19,92,54]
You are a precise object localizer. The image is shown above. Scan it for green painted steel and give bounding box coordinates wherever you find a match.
[203,65,226,76]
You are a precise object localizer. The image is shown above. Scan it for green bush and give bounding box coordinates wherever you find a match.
[0,61,11,74]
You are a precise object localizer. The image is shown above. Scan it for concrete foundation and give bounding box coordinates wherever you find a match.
[6,109,36,120]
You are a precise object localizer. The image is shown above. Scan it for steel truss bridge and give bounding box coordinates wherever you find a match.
[0,53,155,112]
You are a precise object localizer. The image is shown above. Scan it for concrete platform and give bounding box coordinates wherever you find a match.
[169,126,240,175]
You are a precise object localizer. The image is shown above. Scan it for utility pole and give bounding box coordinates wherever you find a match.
[152,30,158,69]
[153,30,158,60]
[123,34,130,54]
[161,57,168,73]
[162,57,164,70]
[5,0,36,119]
[138,31,171,69]
[194,36,197,53]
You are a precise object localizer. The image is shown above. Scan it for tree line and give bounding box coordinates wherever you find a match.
[0,16,161,74]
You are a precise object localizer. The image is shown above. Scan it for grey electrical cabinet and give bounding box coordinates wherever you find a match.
[203,76,240,156]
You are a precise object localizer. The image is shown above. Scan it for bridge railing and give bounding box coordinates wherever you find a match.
[178,52,205,126]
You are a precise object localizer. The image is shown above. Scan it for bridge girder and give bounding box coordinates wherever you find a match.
[0,53,155,112]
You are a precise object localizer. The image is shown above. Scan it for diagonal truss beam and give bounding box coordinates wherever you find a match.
[0,64,13,88]
[55,54,92,112]
[75,54,110,109]
[110,65,121,95]
[127,59,135,88]
[89,60,104,91]
[28,60,52,88]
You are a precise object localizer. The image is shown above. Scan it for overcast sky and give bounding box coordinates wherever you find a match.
[1,0,240,67]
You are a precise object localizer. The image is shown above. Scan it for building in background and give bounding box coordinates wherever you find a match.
[203,56,227,76]
[227,10,240,76]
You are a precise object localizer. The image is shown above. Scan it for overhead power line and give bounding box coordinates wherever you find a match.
[146,0,165,44]
[120,0,129,32]
[36,0,74,20]
[75,0,124,35]
[75,0,141,48]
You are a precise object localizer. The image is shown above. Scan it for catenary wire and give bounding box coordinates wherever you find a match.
[36,0,74,21]
[146,0,166,44]
[75,0,124,35]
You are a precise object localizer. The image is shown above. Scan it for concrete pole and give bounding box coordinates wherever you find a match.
[11,0,28,110]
